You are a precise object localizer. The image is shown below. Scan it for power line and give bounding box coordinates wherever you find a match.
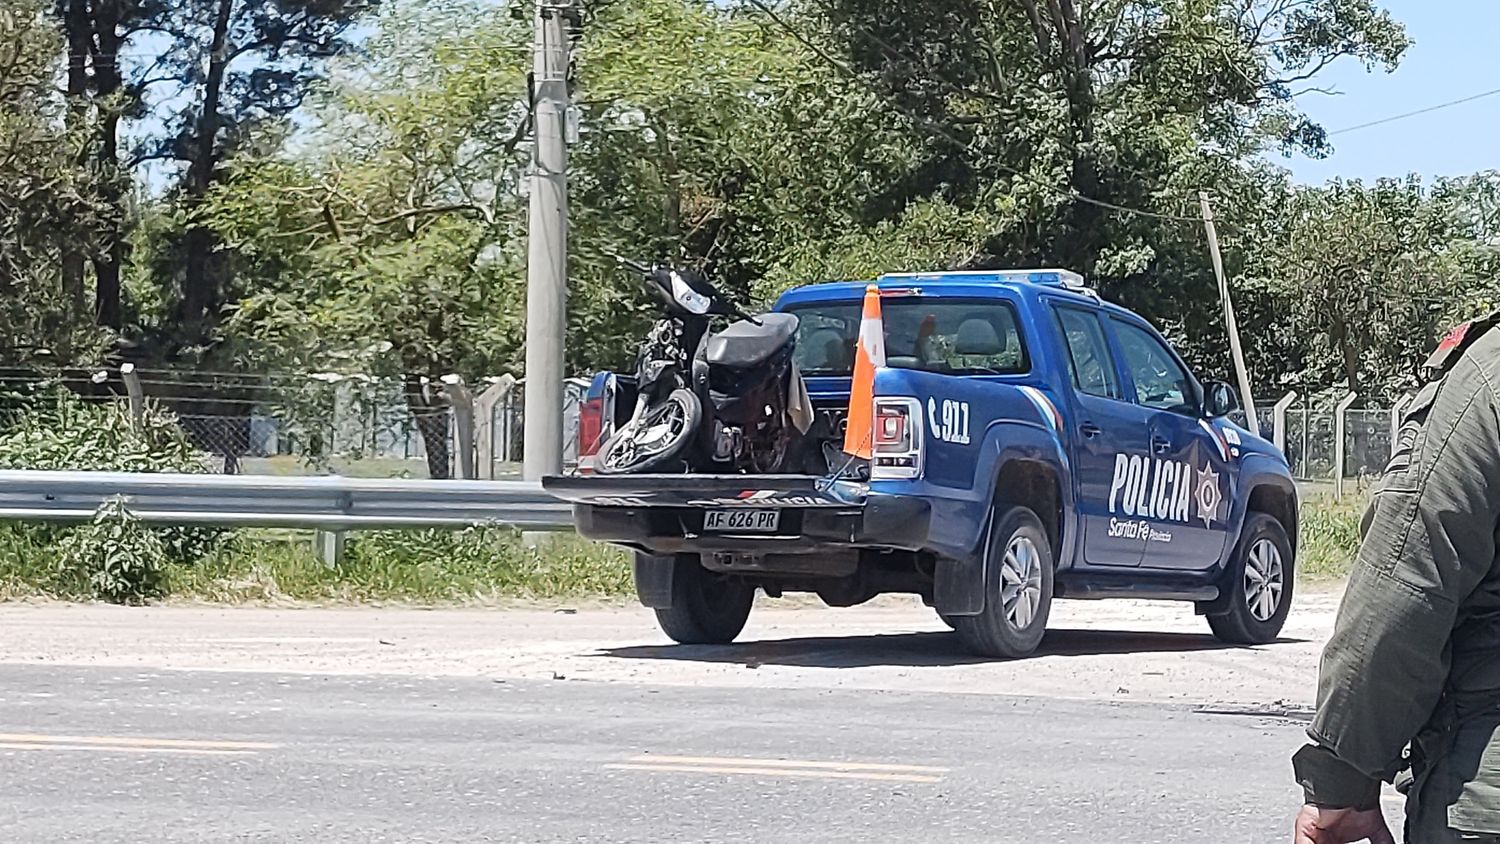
[87,44,533,63]
[739,0,1203,225]
[1328,87,1500,137]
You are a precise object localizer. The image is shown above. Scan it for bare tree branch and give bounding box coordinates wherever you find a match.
[1015,0,1051,55]
[1271,53,1342,88]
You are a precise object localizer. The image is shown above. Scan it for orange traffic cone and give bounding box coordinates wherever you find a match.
[842,284,885,459]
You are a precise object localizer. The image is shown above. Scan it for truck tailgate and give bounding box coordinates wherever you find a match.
[542,474,866,509]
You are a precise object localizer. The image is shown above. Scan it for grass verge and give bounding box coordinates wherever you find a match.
[0,495,1367,605]
[0,525,632,605]
[1297,495,1365,582]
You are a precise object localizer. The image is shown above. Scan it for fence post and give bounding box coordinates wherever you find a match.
[1334,392,1359,501]
[441,375,476,480]
[1391,393,1414,458]
[504,377,525,464]
[1272,391,1297,455]
[119,363,145,429]
[314,530,345,568]
[473,375,518,480]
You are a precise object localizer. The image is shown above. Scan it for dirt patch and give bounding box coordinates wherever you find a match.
[0,586,1341,707]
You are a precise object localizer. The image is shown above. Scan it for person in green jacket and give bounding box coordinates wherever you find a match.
[1293,311,1500,843]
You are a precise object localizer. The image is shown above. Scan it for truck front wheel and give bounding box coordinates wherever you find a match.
[654,555,755,645]
[1206,513,1294,645]
[954,507,1054,659]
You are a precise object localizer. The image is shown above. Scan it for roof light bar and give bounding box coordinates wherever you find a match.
[877,268,1088,290]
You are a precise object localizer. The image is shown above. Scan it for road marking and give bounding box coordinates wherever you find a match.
[0,742,258,757]
[200,637,373,645]
[607,755,948,783]
[0,733,278,754]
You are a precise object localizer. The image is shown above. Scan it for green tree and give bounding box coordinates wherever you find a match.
[134,0,372,351]
[1247,176,1500,403]
[202,0,1478,425]
[720,0,1414,390]
[209,0,530,475]
[0,1,110,362]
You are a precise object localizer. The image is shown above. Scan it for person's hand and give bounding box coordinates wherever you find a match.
[1294,805,1395,843]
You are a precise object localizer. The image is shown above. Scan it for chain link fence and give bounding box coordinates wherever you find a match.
[174,408,453,478]
[485,378,589,477]
[149,372,461,477]
[0,367,472,478]
[1,365,1407,485]
[147,371,595,479]
[170,382,1396,483]
[1237,398,1403,484]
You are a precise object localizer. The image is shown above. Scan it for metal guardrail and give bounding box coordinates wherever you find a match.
[0,470,573,531]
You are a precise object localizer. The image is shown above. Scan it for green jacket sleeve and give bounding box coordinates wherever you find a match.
[1293,353,1500,808]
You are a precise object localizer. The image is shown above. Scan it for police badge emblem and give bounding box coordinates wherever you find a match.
[1195,463,1222,528]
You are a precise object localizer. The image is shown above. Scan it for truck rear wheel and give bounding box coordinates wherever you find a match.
[654,555,755,645]
[954,507,1054,659]
[1207,513,1294,645]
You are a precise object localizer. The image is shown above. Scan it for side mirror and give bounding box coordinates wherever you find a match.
[1203,380,1239,418]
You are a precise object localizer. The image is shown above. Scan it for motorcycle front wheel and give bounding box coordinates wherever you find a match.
[595,389,702,474]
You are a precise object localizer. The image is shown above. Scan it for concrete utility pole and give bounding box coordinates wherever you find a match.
[522,0,572,480]
[1198,191,1261,437]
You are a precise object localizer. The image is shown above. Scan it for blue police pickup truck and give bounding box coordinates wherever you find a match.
[544,269,1298,658]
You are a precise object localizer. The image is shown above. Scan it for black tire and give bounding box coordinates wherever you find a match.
[596,389,701,474]
[937,612,960,630]
[654,555,755,645]
[1207,512,1295,645]
[954,507,1055,659]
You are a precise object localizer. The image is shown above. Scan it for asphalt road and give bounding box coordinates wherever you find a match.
[0,595,1407,842]
[0,661,1325,844]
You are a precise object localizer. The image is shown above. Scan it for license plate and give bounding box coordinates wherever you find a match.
[703,509,781,533]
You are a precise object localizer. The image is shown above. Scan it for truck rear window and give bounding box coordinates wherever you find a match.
[784,298,1030,377]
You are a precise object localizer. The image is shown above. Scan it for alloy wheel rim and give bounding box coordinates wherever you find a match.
[604,399,687,470]
[1244,538,1284,622]
[1000,535,1044,630]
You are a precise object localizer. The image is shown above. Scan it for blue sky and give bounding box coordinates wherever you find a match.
[1277,0,1500,185]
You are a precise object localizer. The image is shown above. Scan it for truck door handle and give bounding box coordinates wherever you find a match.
[1151,436,1171,454]
[1080,422,1103,438]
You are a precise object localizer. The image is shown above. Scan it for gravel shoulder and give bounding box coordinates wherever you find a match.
[0,583,1342,708]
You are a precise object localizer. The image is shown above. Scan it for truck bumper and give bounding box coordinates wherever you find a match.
[571,491,932,556]
[541,474,955,611]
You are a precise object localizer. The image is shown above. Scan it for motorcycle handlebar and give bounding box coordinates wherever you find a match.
[728,305,761,326]
[613,254,759,323]
[612,255,652,276]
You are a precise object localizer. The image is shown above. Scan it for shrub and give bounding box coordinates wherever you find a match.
[56,498,169,603]
[0,391,229,564]
[0,392,206,473]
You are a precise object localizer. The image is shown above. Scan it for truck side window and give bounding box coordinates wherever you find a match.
[1055,308,1120,399]
[1112,320,1197,415]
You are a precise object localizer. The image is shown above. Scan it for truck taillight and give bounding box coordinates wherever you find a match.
[871,397,922,479]
[575,375,615,474]
[579,397,604,455]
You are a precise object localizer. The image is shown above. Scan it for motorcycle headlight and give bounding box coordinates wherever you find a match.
[670,272,712,315]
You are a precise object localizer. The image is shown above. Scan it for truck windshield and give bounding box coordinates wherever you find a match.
[784,297,1030,377]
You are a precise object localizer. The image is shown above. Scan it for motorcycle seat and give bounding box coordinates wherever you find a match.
[705,313,799,368]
